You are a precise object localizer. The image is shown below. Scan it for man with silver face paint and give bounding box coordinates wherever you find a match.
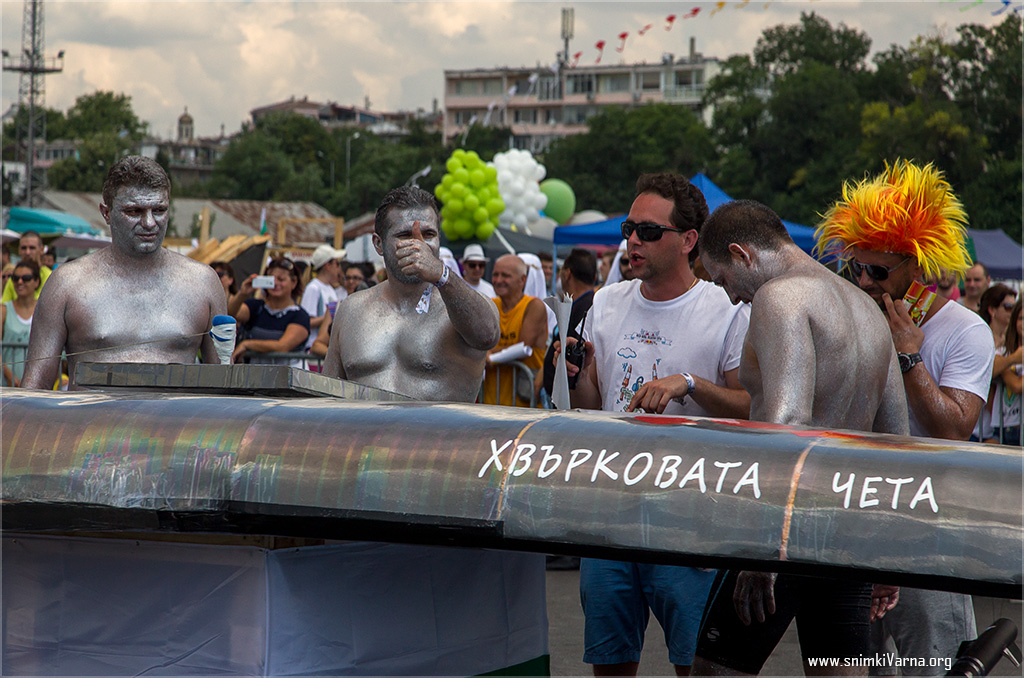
[322,186,500,401]
[693,200,909,677]
[21,156,226,390]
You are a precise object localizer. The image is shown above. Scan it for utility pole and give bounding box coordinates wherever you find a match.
[2,0,64,207]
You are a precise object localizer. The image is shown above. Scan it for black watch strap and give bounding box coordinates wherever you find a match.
[898,352,923,374]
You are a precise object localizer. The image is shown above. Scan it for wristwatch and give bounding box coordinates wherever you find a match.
[898,352,923,374]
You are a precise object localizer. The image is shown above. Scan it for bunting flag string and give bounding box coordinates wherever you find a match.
[567,1,1001,67]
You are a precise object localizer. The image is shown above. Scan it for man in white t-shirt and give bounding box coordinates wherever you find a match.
[301,244,345,351]
[460,244,495,298]
[564,173,750,677]
[816,160,994,676]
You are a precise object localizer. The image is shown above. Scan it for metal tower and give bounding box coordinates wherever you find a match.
[2,0,64,206]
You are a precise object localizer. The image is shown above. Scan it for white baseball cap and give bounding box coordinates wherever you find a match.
[461,244,489,263]
[311,244,346,270]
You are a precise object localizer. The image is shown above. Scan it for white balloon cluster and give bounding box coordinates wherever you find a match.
[491,149,548,232]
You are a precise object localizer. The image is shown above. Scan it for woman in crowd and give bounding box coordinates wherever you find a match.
[2,260,40,386]
[211,261,237,303]
[979,283,1017,352]
[986,299,1022,446]
[342,263,367,295]
[228,258,310,368]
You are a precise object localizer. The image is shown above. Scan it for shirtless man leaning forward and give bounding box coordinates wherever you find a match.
[322,186,500,401]
[22,156,225,390]
[693,200,909,676]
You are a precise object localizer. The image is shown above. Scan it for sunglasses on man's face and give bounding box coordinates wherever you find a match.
[848,257,910,282]
[621,220,685,242]
[464,261,486,269]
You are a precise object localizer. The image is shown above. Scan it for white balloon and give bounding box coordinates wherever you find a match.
[533,191,548,210]
[513,213,529,230]
[530,216,558,240]
[534,164,547,182]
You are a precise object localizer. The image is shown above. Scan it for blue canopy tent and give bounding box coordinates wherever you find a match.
[553,173,818,254]
[967,229,1023,281]
[5,207,101,236]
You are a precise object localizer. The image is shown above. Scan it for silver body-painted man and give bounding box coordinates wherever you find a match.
[21,156,226,390]
[321,186,500,402]
[694,200,909,677]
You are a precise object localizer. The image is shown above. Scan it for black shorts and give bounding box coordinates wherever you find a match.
[696,571,872,674]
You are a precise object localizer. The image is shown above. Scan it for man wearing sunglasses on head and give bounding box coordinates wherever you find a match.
[692,200,909,677]
[815,160,993,676]
[22,156,226,390]
[562,173,750,677]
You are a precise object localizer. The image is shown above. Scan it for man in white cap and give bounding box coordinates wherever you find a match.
[460,243,495,298]
[301,243,345,352]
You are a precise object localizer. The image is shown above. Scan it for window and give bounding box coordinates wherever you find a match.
[481,79,504,95]
[640,72,661,91]
[566,74,594,95]
[598,73,630,93]
[513,109,536,124]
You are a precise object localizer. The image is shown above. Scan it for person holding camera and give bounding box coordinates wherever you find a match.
[228,258,310,368]
[562,173,749,677]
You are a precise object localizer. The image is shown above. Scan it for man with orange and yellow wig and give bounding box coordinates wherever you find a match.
[816,159,994,675]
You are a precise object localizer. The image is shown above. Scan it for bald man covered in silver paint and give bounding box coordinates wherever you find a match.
[21,156,226,390]
[321,186,500,402]
[693,200,909,677]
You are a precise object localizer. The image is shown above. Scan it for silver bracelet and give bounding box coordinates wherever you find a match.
[433,265,450,288]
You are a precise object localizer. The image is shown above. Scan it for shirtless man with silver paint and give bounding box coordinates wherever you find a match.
[693,200,909,677]
[21,156,225,390]
[321,186,500,402]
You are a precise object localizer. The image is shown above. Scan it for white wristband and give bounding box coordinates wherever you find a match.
[433,265,451,288]
[674,372,696,405]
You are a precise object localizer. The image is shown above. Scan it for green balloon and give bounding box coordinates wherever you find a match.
[447,198,464,215]
[484,166,498,183]
[486,197,504,216]
[433,183,445,200]
[453,168,469,185]
[474,206,490,223]
[450,182,467,199]
[452,149,467,161]
[454,218,474,238]
[446,157,462,174]
[469,169,486,188]
[442,220,456,240]
[475,221,496,240]
[464,194,480,212]
[442,174,454,188]
[539,178,576,224]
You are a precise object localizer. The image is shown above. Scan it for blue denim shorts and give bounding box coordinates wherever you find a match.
[579,558,717,666]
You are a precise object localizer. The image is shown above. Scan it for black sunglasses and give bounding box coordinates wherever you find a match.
[464,261,486,269]
[10,274,35,283]
[621,220,685,242]
[848,257,910,282]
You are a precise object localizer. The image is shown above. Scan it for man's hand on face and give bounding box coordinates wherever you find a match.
[881,293,925,354]
[395,221,443,284]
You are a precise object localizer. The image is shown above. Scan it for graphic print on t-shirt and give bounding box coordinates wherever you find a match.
[615,327,671,410]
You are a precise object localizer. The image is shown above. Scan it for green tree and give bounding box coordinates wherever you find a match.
[1,106,67,160]
[208,129,296,200]
[542,103,713,213]
[47,131,134,193]
[64,91,147,140]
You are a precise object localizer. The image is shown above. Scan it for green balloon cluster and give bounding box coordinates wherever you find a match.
[434,149,504,241]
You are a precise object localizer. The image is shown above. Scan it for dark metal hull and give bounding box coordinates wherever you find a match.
[2,387,1021,598]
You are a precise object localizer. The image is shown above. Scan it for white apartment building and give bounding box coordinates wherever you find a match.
[444,41,720,154]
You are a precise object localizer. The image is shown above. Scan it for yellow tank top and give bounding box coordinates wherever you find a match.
[482,295,544,407]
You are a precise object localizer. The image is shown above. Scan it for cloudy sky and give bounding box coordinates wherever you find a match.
[1,0,1011,140]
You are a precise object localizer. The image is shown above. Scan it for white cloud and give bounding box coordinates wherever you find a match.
[1,0,1010,140]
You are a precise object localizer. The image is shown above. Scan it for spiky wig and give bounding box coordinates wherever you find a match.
[814,160,971,281]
